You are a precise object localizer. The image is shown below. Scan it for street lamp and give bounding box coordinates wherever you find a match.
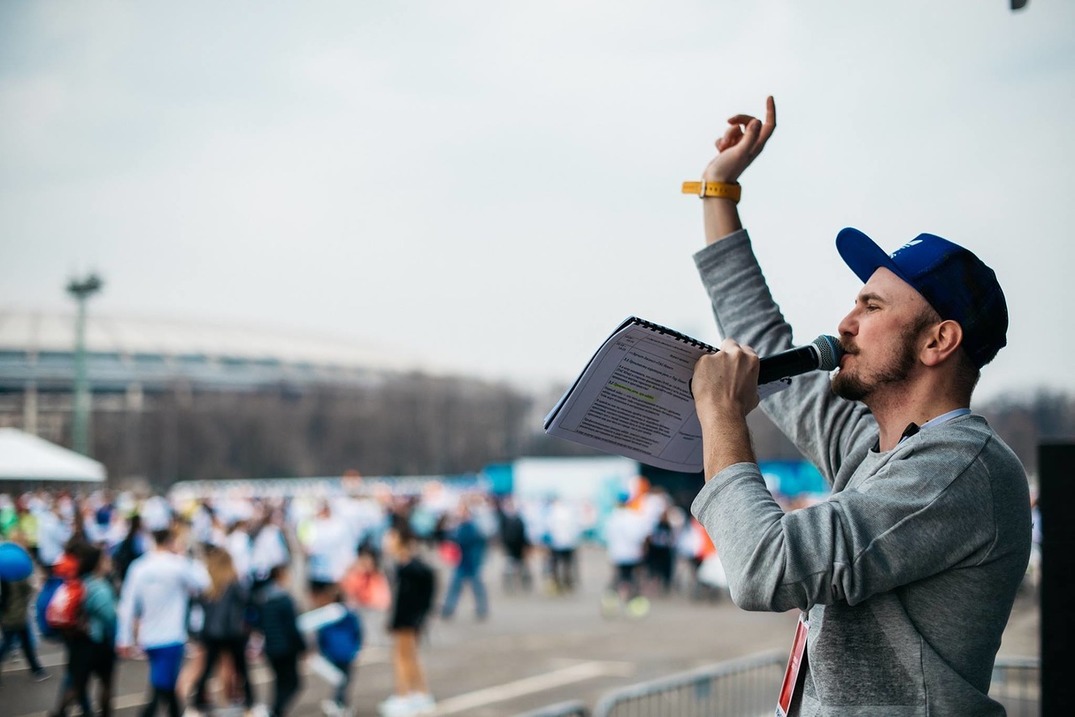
[66,273,104,456]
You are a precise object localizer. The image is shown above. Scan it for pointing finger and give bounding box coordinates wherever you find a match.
[752,96,777,153]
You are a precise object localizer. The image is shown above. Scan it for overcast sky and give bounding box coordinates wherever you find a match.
[1,1,1072,403]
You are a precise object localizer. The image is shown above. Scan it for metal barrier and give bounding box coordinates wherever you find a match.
[588,652,1041,717]
[592,650,785,717]
[514,700,590,717]
[990,656,1040,717]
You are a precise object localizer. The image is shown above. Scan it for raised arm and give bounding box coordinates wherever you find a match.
[702,96,776,244]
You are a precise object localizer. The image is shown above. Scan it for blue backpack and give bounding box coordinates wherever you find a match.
[35,576,64,641]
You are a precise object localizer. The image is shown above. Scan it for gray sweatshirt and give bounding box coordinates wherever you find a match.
[690,231,1031,716]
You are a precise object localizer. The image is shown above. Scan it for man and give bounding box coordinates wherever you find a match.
[440,502,489,621]
[688,96,1031,716]
[116,526,210,717]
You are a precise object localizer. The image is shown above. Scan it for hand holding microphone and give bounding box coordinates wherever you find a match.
[692,335,844,417]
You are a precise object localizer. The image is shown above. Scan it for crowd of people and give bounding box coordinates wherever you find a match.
[0,480,722,717]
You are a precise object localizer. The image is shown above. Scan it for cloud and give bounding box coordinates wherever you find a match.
[1,0,1073,401]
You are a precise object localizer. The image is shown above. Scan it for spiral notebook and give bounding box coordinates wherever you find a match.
[543,316,789,473]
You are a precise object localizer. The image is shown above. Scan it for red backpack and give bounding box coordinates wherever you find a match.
[45,553,87,634]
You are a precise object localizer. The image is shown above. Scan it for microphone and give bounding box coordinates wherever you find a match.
[757,335,843,385]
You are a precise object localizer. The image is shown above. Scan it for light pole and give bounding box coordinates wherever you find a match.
[66,273,103,456]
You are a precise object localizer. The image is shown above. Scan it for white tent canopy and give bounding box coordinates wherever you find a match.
[0,428,106,482]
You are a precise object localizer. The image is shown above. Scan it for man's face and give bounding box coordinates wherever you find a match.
[832,268,935,402]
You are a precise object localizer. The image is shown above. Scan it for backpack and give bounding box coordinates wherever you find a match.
[35,576,63,640]
[45,577,87,634]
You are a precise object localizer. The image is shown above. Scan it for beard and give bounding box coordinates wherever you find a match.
[831,331,920,402]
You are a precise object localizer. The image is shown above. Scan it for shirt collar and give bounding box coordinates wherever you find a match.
[870,408,971,452]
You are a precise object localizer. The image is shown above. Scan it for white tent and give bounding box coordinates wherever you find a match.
[0,428,106,483]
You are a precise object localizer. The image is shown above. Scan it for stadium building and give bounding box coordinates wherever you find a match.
[0,309,532,488]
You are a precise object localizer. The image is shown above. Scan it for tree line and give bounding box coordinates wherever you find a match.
[66,380,1075,490]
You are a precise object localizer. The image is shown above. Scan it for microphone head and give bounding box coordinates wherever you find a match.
[811,335,843,371]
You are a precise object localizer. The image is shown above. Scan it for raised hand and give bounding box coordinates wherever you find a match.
[702,96,777,184]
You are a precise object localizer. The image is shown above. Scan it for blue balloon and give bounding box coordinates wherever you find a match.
[0,542,34,581]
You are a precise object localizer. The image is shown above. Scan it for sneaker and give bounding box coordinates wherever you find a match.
[408,693,436,715]
[248,704,270,717]
[32,670,51,682]
[378,695,413,717]
[626,595,651,618]
[320,699,341,717]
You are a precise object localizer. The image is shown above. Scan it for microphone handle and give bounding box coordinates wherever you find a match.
[757,345,818,385]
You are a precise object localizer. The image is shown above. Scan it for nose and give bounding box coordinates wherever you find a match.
[837,307,857,340]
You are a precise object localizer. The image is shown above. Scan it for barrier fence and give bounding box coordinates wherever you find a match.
[592,650,786,717]
[514,700,591,717]
[525,652,1041,717]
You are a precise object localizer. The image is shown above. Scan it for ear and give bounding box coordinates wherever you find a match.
[920,319,963,367]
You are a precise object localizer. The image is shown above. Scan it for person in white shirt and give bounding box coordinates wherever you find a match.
[116,526,210,717]
[249,506,290,589]
[545,498,583,594]
[35,501,72,571]
[225,518,253,586]
[602,493,652,612]
[302,501,357,595]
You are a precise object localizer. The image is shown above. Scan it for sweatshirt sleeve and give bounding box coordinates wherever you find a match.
[692,427,1002,612]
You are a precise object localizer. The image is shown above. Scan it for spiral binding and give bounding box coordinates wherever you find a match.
[627,316,719,354]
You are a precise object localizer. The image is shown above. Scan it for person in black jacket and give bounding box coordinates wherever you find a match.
[257,564,305,717]
[379,522,437,717]
[189,547,253,715]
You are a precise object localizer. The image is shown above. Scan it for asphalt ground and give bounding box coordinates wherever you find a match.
[3,544,1040,717]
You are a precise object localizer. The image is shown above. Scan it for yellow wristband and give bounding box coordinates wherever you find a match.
[681,180,741,202]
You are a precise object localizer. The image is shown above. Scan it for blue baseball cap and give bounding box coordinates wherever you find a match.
[836,228,1008,369]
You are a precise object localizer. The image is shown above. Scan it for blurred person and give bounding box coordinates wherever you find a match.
[189,499,216,547]
[439,502,488,621]
[257,564,306,717]
[35,498,72,574]
[0,494,17,538]
[687,96,1030,714]
[336,490,387,557]
[544,497,582,594]
[49,542,117,717]
[644,506,677,596]
[676,517,721,601]
[380,523,436,717]
[601,493,651,617]
[496,497,531,593]
[249,506,290,593]
[340,543,391,612]
[189,547,254,716]
[303,501,357,596]
[110,513,146,593]
[314,587,363,717]
[224,511,253,587]
[81,499,110,546]
[12,497,40,564]
[116,525,210,717]
[0,574,50,683]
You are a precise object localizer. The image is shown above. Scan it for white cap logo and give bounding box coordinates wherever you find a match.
[892,238,923,257]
